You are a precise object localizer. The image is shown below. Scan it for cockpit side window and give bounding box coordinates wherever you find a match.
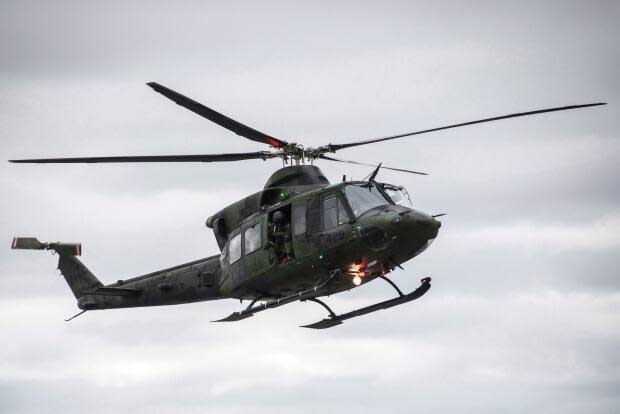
[323,195,338,229]
[322,194,350,230]
[337,198,350,225]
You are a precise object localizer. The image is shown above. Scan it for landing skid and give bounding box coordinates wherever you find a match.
[301,277,431,329]
[213,269,341,323]
[213,273,431,329]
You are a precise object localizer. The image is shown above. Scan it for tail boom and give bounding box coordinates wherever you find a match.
[12,237,225,314]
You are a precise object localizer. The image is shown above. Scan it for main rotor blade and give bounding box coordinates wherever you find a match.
[328,102,607,151]
[147,82,288,148]
[320,155,428,175]
[10,151,275,163]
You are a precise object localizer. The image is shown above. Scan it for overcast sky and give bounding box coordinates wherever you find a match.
[1,1,619,413]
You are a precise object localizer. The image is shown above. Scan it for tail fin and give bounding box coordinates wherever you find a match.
[12,237,102,298]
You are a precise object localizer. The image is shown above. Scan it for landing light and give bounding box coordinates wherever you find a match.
[352,275,362,286]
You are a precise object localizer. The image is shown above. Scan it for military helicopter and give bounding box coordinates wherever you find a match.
[10,83,605,328]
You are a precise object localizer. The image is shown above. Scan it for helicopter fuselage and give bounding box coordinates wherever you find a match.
[70,168,440,312]
[217,180,440,300]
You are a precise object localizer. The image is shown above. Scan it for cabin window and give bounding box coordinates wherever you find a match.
[229,233,242,263]
[244,223,261,255]
[293,204,307,236]
[323,195,350,229]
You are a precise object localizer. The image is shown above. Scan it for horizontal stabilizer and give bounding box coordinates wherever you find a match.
[11,237,82,256]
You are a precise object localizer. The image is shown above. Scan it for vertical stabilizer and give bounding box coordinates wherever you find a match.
[57,255,103,298]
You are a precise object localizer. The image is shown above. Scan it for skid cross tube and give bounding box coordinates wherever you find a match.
[244,295,266,311]
[303,297,337,318]
[378,275,404,297]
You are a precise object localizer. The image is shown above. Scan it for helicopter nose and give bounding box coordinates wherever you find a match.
[394,209,440,257]
[402,209,441,239]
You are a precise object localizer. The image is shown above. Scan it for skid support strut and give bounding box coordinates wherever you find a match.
[303,297,337,318]
[379,275,404,297]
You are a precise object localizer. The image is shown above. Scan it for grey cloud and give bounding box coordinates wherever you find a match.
[1,1,619,413]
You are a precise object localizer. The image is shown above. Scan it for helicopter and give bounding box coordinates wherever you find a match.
[10,82,606,328]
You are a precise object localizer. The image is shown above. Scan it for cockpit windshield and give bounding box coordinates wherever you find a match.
[382,184,412,207]
[343,183,391,217]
